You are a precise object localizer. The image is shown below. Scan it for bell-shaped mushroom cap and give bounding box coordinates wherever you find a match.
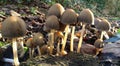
[60,9,77,25]
[98,18,111,31]
[25,38,36,48]
[45,15,59,30]
[1,16,27,38]
[94,39,104,48]
[78,9,94,25]
[48,3,65,18]
[32,33,45,47]
[94,18,101,27]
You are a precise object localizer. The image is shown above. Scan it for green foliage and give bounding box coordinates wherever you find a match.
[30,7,38,15]
[0,41,5,47]
[117,29,120,34]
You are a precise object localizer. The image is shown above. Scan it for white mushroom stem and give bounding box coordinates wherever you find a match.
[37,46,41,56]
[31,48,34,57]
[70,26,75,52]
[100,31,104,40]
[77,24,86,53]
[56,39,60,56]
[103,31,109,39]
[29,48,32,58]
[50,29,55,54]
[12,38,20,66]
[61,25,69,52]
[29,48,34,58]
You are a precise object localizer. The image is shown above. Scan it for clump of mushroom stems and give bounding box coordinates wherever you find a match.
[77,24,86,53]
[61,25,69,54]
[60,9,77,55]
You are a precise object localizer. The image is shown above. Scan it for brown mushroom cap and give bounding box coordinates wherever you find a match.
[97,18,111,31]
[78,9,94,25]
[32,33,45,47]
[60,9,77,25]
[25,38,36,48]
[1,16,27,38]
[94,18,101,27]
[48,3,65,18]
[94,39,104,48]
[45,15,59,30]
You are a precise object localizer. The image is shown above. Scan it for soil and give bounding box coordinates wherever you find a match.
[20,52,99,66]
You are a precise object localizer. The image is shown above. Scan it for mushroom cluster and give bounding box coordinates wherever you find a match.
[0,3,119,66]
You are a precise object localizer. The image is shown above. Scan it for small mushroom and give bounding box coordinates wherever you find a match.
[77,9,94,53]
[32,33,45,56]
[94,39,104,48]
[25,33,45,57]
[47,3,65,18]
[25,38,35,58]
[1,16,27,66]
[94,39,104,55]
[60,9,77,55]
[45,15,59,54]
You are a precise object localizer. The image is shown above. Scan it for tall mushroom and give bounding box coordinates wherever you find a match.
[1,16,27,66]
[45,15,59,55]
[95,18,111,40]
[77,9,94,53]
[60,9,77,55]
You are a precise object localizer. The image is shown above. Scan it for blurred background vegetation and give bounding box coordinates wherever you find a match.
[0,0,120,18]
